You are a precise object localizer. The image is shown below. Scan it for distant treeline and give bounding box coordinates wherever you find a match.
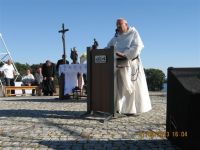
[1,62,166,91]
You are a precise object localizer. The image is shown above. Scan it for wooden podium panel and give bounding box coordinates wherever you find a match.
[87,46,116,114]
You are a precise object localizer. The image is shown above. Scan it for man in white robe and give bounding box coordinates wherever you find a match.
[107,18,152,114]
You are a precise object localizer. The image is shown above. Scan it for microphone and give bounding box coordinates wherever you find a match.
[115,26,122,37]
[115,28,119,37]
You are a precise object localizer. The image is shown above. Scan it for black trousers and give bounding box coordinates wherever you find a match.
[5,78,15,94]
[42,79,55,96]
[21,83,36,95]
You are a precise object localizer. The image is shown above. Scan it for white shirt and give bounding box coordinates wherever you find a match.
[0,64,15,79]
[22,74,35,84]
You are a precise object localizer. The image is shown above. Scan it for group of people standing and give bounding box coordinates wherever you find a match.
[0,59,57,96]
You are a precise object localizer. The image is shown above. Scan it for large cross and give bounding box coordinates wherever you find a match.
[58,23,69,64]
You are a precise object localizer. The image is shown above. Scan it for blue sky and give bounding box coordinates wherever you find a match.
[0,0,199,75]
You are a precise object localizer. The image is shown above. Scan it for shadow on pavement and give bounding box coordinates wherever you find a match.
[39,139,181,150]
[0,109,86,119]
[0,109,119,122]
[2,98,87,103]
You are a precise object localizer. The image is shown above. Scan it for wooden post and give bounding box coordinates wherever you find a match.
[59,73,65,99]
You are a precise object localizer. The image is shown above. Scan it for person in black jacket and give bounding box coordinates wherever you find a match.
[56,54,69,72]
[42,60,56,96]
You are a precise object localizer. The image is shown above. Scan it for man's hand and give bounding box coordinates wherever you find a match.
[116,52,126,58]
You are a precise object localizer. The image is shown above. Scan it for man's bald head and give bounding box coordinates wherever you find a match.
[116,18,129,34]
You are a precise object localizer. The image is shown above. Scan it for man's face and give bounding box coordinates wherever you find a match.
[38,68,42,72]
[7,60,12,65]
[116,20,128,34]
[47,62,51,67]
[27,69,31,75]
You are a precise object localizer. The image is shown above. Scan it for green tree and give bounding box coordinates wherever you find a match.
[14,62,30,81]
[0,62,4,67]
[145,68,165,91]
[30,63,43,75]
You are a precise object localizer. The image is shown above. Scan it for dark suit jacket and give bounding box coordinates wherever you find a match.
[56,59,69,71]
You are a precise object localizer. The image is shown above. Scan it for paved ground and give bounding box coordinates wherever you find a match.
[0,93,181,150]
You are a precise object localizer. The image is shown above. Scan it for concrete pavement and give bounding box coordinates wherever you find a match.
[0,94,181,150]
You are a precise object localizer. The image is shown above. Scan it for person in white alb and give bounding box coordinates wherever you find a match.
[107,18,152,115]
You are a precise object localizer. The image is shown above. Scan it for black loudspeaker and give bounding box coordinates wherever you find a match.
[166,67,200,150]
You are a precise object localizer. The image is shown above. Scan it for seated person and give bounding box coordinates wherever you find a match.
[34,67,43,96]
[21,69,36,95]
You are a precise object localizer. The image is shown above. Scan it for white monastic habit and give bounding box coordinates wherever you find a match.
[107,26,152,114]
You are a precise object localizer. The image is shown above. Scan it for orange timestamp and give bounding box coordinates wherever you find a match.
[136,131,188,139]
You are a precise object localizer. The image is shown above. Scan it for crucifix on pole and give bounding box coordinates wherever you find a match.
[58,23,69,64]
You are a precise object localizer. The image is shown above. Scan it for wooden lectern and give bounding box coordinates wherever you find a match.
[87,46,117,121]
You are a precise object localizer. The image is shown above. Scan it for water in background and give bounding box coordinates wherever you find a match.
[162,83,167,92]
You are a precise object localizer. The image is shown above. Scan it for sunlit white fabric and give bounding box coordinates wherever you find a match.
[59,64,87,95]
[107,27,152,114]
